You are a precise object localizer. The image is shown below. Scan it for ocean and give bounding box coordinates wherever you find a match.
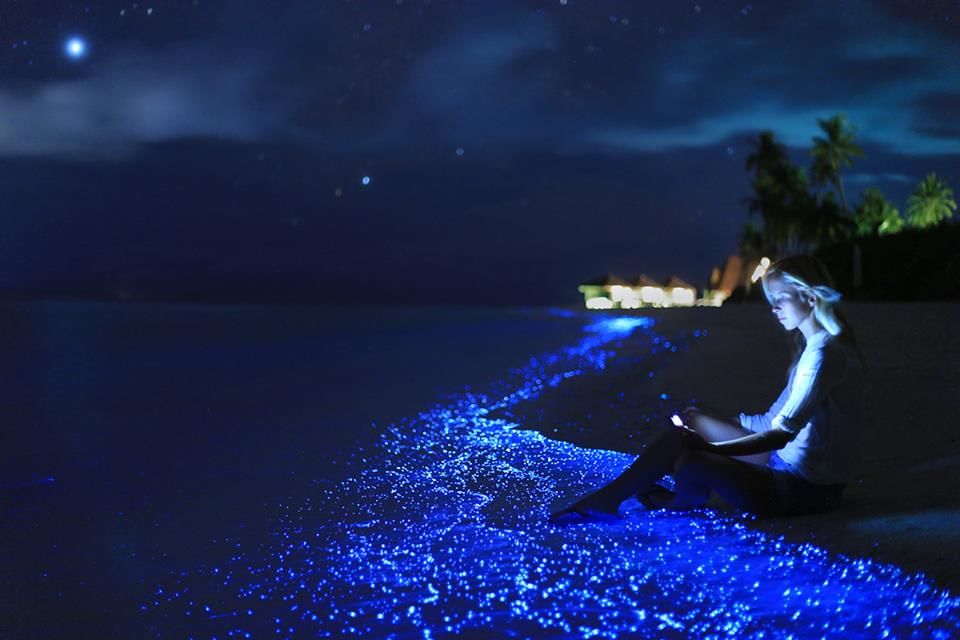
[0,301,600,636]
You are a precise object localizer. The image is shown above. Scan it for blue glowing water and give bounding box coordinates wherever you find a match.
[0,302,596,637]
[134,313,960,638]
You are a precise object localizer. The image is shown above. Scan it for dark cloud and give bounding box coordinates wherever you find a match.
[913,91,960,124]
[913,125,960,139]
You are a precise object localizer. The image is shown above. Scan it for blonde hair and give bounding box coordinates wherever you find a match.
[761,255,844,336]
[761,255,863,365]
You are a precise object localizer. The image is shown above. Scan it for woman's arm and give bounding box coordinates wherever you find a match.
[681,427,794,456]
[738,371,794,433]
[774,342,845,434]
[708,428,794,456]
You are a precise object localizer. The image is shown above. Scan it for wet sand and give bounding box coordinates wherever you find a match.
[496,303,960,591]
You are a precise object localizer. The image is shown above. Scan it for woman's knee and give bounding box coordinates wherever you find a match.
[673,450,717,481]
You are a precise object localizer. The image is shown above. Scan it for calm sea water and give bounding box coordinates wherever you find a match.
[0,301,593,637]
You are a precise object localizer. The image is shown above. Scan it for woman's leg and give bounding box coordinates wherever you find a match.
[552,411,769,519]
[578,427,686,511]
[670,450,778,514]
[589,411,767,506]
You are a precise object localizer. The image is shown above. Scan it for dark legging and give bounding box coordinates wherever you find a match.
[672,449,779,515]
[597,428,780,515]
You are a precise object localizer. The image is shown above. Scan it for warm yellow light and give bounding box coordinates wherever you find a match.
[671,287,695,306]
[586,296,614,310]
[608,285,640,307]
[702,291,728,307]
[640,286,664,304]
[750,257,772,283]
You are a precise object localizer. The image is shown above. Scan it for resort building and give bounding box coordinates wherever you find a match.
[577,256,775,310]
[701,255,772,306]
[577,273,699,309]
[665,276,697,307]
[577,274,630,309]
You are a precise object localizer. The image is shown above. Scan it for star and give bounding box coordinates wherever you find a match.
[65,37,87,60]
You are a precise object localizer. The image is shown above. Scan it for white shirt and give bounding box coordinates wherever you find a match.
[739,330,865,485]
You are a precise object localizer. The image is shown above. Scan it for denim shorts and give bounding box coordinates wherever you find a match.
[767,453,845,515]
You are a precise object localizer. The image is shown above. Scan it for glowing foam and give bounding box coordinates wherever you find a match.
[142,314,960,637]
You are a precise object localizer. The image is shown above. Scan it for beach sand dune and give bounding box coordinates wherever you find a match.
[497,303,960,590]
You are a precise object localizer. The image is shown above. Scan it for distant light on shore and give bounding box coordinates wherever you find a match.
[586,296,614,309]
[751,257,772,283]
[671,287,696,306]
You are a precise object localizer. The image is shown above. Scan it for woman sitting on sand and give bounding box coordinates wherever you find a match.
[550,255,865,523]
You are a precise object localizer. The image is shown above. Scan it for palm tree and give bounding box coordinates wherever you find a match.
[878,211,904,235]
[906,173,957,228]
[810,113,863,213]
[738,219,765,259]
[746,131,788,178]
[854,188,902,236]
[744,131,810,255]
[803,192,856,246]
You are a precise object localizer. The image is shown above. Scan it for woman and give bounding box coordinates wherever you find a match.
[550,255,865,523]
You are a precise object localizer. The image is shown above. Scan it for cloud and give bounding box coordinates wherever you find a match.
[384,12,558,147]
[0,44,280,160]
[577,1,960,156]
[584,100,960,156]
[846,172,915,185]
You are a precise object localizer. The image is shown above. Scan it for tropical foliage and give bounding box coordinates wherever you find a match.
[906,173,957,229]
[738,219,764,260]
[810,114,864,213]
[742,115,954,259]
[744,132,812,255]
[744,128,854,255]
[854,188,903,236]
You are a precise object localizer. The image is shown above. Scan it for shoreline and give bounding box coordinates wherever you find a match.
[500,302,960,591]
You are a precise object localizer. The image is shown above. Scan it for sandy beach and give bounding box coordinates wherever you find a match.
[499,302,960,591]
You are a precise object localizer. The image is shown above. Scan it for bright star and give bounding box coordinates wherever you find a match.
[361,176,371,186]
[65,37,87,59]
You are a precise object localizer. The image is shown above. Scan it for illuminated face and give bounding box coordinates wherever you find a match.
[765,276,814,331]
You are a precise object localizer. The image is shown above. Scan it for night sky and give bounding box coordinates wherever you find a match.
[2,1,958,306]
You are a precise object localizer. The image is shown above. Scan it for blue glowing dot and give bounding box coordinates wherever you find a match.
[361,176,371,186]
[65,37,87,59]
[659,393,669,400]
[455,147,465,156]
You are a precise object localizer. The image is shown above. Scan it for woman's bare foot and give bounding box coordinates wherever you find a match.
[636,485,676,511]
[548,491,623,525]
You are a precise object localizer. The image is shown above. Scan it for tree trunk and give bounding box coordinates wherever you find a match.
[837,177,850,214]
[853,242,863,291]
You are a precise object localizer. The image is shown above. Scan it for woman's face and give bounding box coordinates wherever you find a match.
[765,276,814,331]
